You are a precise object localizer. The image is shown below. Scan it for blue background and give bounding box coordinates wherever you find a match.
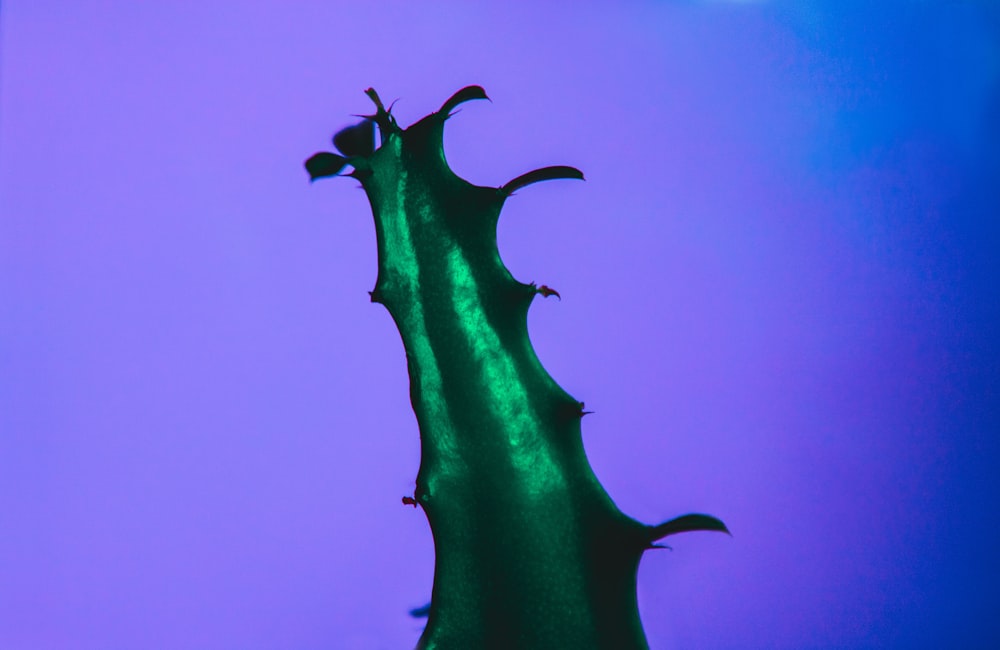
[2,1,998,648]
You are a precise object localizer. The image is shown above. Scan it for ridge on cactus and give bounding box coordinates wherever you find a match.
[306,86,729,649]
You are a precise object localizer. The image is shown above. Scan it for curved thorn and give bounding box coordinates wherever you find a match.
[648,514,731,546]
[439,85,490,116]
[499,166,585,197]
[535,284,561,300]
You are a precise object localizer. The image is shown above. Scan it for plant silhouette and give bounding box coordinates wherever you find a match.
[306,86,729,649]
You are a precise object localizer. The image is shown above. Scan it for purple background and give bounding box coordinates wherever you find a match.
[2,1,998,648]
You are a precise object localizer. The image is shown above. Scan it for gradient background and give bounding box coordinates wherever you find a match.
[2,1,998,648]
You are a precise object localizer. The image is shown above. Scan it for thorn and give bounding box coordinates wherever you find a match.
[557,399,593,421]
[647,543,674,551]
[648,514,731,544]
[498,165,584,197]
[536,284,561,300]
[402,496,418,508]
[438,85,490,117]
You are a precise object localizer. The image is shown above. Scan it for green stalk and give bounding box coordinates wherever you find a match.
[307,86,728,649]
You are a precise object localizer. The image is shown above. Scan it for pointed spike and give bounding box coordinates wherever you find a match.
[501,281,537,313]
[499,166,585,197]
[555,398,592,422]
[648,514,731,546]
[535,284,561,300]
[354,99,399,122]
[439,85,490,116]
[304,152,349,181]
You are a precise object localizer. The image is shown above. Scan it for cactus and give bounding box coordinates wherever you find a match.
[306,86,729,649]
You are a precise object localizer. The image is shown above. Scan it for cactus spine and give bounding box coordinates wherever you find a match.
[306,86,728,649]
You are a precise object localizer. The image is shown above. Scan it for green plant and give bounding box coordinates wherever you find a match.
[306,86,729,649]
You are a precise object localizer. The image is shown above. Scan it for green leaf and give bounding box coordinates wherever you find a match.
[304,152,349,181]
[333,120,375,157]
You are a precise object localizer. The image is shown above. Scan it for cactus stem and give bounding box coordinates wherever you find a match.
[307,86,729,649]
